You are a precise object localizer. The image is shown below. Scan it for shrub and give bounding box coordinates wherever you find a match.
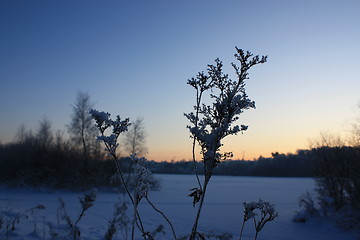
[295,146,360,230]
[293,192,318,223]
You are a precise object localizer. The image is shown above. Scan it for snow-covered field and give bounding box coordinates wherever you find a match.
[0,174,357,240]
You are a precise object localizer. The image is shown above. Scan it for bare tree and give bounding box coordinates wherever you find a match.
[350,103,360,147]
[15,124,27,143]
[68,91,98,159]
[15,124,34,144]
[37,116,53,149]
[123,117,148,157]
[309,131,345,149]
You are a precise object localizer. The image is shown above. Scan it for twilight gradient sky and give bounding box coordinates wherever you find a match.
[1,0,360,161]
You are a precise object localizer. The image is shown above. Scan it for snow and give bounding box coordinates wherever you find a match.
[0,174,357,239]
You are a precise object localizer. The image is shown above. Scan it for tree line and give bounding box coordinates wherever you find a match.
[143,149,323,178]
[1,114,359,189]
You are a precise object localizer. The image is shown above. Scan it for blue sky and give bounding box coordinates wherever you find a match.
[1,0,360,161]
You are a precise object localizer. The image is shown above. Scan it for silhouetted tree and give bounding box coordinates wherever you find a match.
[68,91,98,159]
[36,116,53,149]
[350,103,360,147]
[16,124,27,143]
[123,117,148,157]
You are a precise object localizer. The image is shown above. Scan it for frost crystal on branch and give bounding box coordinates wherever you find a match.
[131,154,152,201]
[89,109,130,158]
[89,109,111,133]
[79,188,97,212]
[243,201,258,221]
[240,199,278,240]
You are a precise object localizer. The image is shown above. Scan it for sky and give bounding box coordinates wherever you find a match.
[1,0,360,161]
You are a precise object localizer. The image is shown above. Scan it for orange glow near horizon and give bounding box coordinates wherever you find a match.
[145,133,313,162]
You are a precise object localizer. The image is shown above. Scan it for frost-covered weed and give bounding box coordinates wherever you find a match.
[185,47,267,239]
[105,201,131,240]
[0,204,45,240]
[90,110,177,240]
[131,154,152,202]
[50,189,97,240]
[239,200,278,240]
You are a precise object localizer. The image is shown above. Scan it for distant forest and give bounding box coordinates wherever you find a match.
[1,134,360,189]
[144,150,315,177]
[0,139,314,189]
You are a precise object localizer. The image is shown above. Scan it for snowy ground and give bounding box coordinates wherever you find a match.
[0,174,357,240]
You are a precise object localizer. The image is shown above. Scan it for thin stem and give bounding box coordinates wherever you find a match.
[113,159,146,239]
[145,196,178,240]
[101,135,147,239]
[192,89,203,191]
[254,230,259,240]
[189,180,209,240]
[131,202,137,240]
[192,134,202,191]
[253,217,257,240]
[239,220,246,240]
[113,159,134,208]
[74,208,86,227]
